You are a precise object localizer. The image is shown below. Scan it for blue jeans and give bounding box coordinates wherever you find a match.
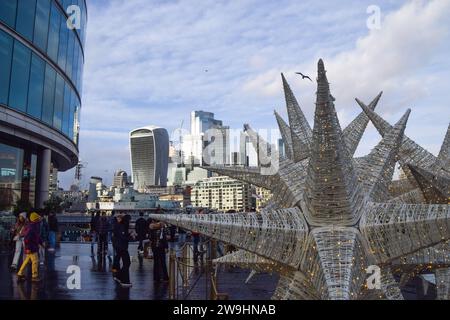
[48,231,56,250]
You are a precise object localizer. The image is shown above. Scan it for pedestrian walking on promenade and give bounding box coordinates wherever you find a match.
[10,212,27,271]
[47,212,58,252]
[17,212,43,282]
[135,212,148,256]
[149,220,169,282]
[90,210,99,256]
[113,214,133,288]
[38,212,49,265]
[96,211,110,257]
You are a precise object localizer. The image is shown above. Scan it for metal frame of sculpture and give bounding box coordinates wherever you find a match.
[154,59,450,300]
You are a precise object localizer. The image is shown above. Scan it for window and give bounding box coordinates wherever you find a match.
[69,90,75,139]
[53,74,64,130]
[66,31,75,79]
[72,45,79,86]
[47,2,60,62]
[16,0,36,42]
[0,31,13,105]
[33,0,51,51]
[42,64,56,126]
[9,41,31,113]
[0,0,17,28]
[57,14,68,71]
[62,82,70,136]
[27,53,45,120]
[0,142,24,209]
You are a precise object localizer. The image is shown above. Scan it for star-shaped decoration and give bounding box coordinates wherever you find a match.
[154,60,450,300]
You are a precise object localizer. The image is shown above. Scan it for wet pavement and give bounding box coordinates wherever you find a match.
[0,243,278,300]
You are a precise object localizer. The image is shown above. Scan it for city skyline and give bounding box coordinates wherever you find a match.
[60,0,450,188]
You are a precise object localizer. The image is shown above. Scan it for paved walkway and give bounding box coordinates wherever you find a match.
[0,243,278,300]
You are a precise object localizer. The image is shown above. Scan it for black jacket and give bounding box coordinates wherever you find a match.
[48,215,58,232]
[96,216,110,235]
[113,222,131,251]
[135,217,148,236]
[149,227,168,250]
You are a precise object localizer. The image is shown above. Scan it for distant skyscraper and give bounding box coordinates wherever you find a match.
[130,126,169,190]
[182,111,229,166]
[278,138,286,160]
[113,170,128,188]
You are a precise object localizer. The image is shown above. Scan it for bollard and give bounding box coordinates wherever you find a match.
[168,248,176,299]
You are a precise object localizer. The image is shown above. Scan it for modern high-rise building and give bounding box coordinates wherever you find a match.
[0,0,87,210]
[130,126,169,190]
[182,111,229,166]
[113,170,128,188]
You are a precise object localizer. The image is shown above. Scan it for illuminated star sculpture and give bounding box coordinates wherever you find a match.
[155,60,450,300]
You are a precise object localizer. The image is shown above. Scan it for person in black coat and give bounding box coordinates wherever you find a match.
[95,212,110,257]
[149,220,169,282]
[113,214,133,287]
[135,212,148,255]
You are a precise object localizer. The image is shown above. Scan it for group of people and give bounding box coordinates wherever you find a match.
[89,210,172,288]
[9,211,58,282]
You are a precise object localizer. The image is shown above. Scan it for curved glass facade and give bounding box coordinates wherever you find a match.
[0,0,87,145]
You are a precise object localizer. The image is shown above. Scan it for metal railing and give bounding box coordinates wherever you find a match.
[167,239,229,300]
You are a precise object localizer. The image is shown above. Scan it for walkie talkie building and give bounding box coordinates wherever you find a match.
[130,126,169,190]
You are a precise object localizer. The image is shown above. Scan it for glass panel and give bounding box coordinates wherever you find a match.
[53,74,64,130]
[28,153,37,207]
[47,2,60,62]
[9,41,31,113]
[72,45,79,87]
[33,0,51,51]
[74,99,80,145]
[62,82,70,136]
[0,0,17,28]
[0,31,13,105]
[16,0,36,42]
[57,14,68,71]
[0,142,24,210]
[66,31,75,79]
[27,53,45,119]
[69,89,75,139]
[42,64,56,126]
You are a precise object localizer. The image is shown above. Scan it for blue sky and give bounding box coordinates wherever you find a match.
[60,0,450,188]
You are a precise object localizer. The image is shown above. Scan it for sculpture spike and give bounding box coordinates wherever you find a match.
[407,164,450,204]
[281,73,312,162]
[244,124,279,176]
[364,109,410,202]
[343,91,383,156]
[438,123,450,170]
[274,111,293,160]
[206,165,274,190]
[356,102,438,172]
[303,59,364,226]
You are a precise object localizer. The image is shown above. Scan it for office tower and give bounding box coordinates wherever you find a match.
[0,0,87,209]
[113,170,128,188]
[181,111,229,166]
[130,126,169,190]
[88,176,102,202]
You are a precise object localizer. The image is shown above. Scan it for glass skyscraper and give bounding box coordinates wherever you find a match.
[0,0,87,210]
[130,126,170,190]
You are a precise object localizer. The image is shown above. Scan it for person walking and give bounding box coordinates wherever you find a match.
[47,212,58,252]
[10,212,27,271]
[149,220,169,282]
[17,212,43,282]
[113,214,133,288]
[135,212,148,256]
[96,211,110,257]
[38,213,49,265]
[90,210,99,256]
